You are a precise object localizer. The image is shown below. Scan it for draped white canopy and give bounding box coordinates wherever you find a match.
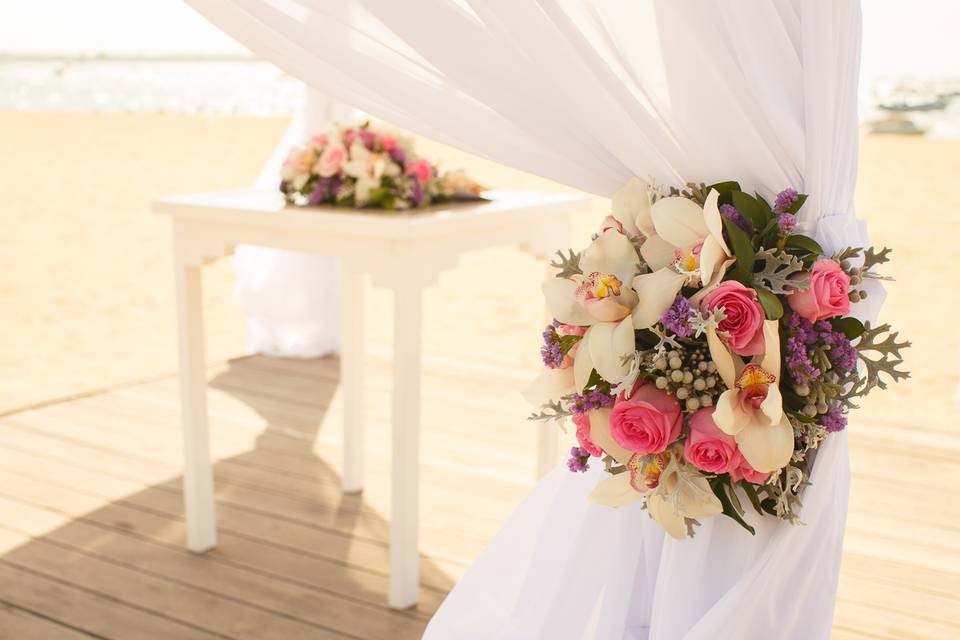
[186,1,875,637]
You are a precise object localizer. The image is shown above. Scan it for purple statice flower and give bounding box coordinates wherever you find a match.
[410,180,424,207]
[816,320,858,373]
[309,177,331,204]
[389,147,407,165]
[774,188,799,212]
[540,320,564,368]
[785,314,821,384]
[719,204,752,233]
[777,212,797,235]
[661,295,694,337]
[567,446,591,473]
[820,403,847,433]
[567,389,616,416]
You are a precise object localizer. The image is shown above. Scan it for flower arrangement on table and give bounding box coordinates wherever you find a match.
[280,122,485,210]
[527,178,909,539]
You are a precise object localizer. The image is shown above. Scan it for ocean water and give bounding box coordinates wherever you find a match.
[0,59,304,116]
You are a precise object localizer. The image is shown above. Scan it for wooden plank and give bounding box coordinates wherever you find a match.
[0,600,97,640]
[0,494,431,637]
[0,558,225,640]
[0,522,350,640]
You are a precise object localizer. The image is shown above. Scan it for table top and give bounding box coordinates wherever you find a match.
[154,188,587,240]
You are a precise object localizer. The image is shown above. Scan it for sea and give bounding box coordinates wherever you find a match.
[1,0,958,136]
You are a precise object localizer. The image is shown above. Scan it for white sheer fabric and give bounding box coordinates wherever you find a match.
[234,90,350,357]
[184,0,871,636]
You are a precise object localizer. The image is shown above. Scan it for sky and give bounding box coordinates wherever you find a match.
[1,0,958,84]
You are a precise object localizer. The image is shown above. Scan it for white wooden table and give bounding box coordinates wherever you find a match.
[153,188,583,609]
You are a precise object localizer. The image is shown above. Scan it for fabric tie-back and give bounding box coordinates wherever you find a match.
[185,1,875,637]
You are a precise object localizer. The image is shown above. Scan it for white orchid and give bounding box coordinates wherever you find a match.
[706,319,795,473]
[585,408,722,539]
[341,140,400,205]
[624,185,734,329]
[524,228,643,406]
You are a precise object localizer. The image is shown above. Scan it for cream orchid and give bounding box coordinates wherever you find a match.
[531,229,642,399]
[341,140,400,205]
[628,188,734,329]
[581,411,722,539]
[707,319,795,473]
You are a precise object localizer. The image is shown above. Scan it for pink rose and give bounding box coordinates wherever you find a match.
[309,134,328,148]
[729,456,772,485]
[787,259,851,322]
[405,159,434,183]
[572,413,603,458]
[683,407,739,473]
[315,143,346,178]
[700,280,766,356]
[342,128,356,147]
[609,383,682,454]
[380,134,397,151]
[359,129,377,150]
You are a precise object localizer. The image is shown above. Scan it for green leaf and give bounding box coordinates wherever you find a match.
[756,193,773,215]
[755,287,784,320]
[722,217,756,273]
[740,481,764,515]
[784,234,824,258]
[760,498,778,516]
[710,478,756,535]
[635,328,662,350]
[706,181,741,196]
[829,317,865,340]
[786,193,808,215]
[731,191,768,230]
[557,334,583,356]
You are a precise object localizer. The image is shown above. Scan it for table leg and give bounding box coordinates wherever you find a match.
[389,281,422,609]
[341,269,365,494]
[175,257,217,552]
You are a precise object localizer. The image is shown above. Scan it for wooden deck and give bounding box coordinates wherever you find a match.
[0,353,957,639]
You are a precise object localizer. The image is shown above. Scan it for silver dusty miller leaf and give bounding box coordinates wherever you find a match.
[550,249,582,278]
[851,321,911,398]
[752,249,809,295]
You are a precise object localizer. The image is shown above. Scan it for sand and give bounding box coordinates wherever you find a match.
[0,111,956,435]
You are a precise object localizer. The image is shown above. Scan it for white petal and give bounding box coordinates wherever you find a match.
[678,474,724,519]
[639,235,676,271]
[574,330,596,390]
[587,316,635,385]
[759,320,781,377]
[588,473,645,508]
[759,379,784,427]
[712,389,747,436]
[630,268,686,329]
[610,178,649,236]
[646,494,688,539]
[587,408,633,464]
[580,229,640,285]
[735,415,795,473]
[521,367,575,406]
[702,189,731,256]
[699,235,725,287]
[542,278,593,326]
[650,197,709,248]
[706,326,740,389]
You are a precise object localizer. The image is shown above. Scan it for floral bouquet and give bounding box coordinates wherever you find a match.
[527,178,909,538]
[280,121,485,210]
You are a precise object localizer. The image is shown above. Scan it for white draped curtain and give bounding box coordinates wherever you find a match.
[185,1,874,637]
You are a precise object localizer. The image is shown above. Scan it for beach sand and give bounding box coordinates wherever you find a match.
[1,111,954,431]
